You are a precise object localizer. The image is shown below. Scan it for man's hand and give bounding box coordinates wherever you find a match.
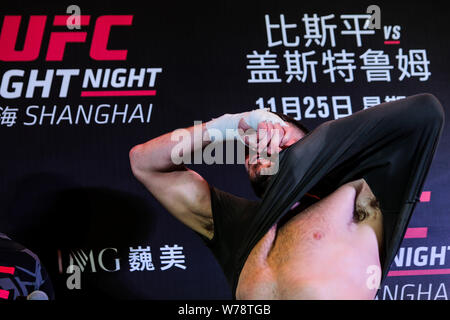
[240,109,288,131]
[238,117,299,155]
[205,108,287,143]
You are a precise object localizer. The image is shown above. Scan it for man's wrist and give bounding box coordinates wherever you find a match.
[205,113,244,142]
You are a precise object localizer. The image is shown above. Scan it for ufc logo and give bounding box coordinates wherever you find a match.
[0,15,133,61]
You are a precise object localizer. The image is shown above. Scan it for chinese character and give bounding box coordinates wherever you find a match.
[0,106,19,127]
[340,14,375,47]
[332,96,352,119]
[360,49,393,82]
[283,50,318,83]
[265,14,300,47]
[322,49,356,82]
[246,50,282,83]
[129,246,155,272]
[282,97,301,120]
[302,14,337,47]
[363,96,381,109]
[160,244,186,270]
[396,49,431,81]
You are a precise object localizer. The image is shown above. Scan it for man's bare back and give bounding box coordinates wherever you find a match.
[236,178,383,300]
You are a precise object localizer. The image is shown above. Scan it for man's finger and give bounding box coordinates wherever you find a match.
[260,121,275,154]
[238,117,252,131]
[257,122,270,154]
[266,121,275,143]
[238,118,258,148]
[268,123,284,155]
[257,121,268,143]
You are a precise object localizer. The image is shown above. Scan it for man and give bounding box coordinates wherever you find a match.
[129,93,444,299]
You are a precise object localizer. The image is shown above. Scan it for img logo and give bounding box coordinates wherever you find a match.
[57,248,120,290]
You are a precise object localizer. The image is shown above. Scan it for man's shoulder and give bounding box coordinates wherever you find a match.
[209,185,260,214]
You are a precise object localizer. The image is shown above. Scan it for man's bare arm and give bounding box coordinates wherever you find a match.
[129,122,214,238]
[129,110,288,239]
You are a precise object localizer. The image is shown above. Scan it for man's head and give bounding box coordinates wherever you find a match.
[243,112,309,198]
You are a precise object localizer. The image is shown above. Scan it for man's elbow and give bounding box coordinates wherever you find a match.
[129,144,148,178]
[422,93,445,125]
[411,93,445,127]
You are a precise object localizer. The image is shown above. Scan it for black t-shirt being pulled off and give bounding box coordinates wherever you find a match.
[200,93,445,299]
